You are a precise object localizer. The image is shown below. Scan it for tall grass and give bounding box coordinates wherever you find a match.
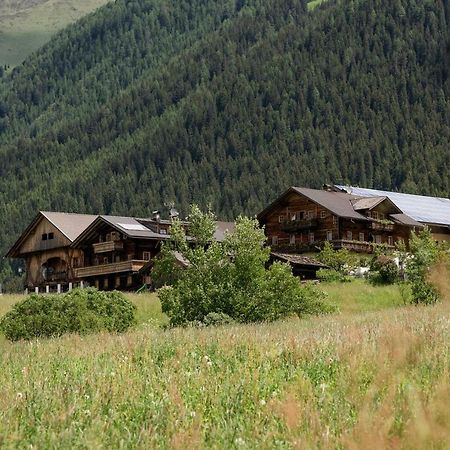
[0,281,449,448]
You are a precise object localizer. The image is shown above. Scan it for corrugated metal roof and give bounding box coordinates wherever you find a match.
[292,187,367,220]
[336,186,450,226]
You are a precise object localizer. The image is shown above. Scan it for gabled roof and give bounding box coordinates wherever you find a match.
[6,211,97,258]
[71,215,170,247]
[390,213,425,228]
[335,185,450,226]
[258,187,368,221]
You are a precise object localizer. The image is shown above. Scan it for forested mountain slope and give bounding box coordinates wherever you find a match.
[0,0,449,260]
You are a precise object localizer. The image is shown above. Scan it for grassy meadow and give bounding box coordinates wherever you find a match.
[0,281,449,448]
[0,0,109,67]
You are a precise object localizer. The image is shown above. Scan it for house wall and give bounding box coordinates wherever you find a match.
[19,218,70,254]
[260,192,411,253]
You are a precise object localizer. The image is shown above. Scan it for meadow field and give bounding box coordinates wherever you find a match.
[0,281,449,448]
[0,0,109,67]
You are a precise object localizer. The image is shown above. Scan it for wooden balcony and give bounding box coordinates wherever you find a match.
[74,260,146,278]
[281,219,318,233]
[92,241,124,253]
[370,221,394,231]
[270,239,395,254]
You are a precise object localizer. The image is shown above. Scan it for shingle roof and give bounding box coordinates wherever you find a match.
[351,197,387,211]
[5,211,97,257]
[390,213,425,228]
[291,187,367,220]
[41,212,97,241]
[270,252,327,267]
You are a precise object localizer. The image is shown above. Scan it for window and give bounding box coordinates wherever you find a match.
[271,235,278,246]
[160,229,167,235]
[128,254,133,261]
[326,230,333,241]
[347,231,353,240]
[291,213,297,221]
[289,234,296,245]
[379,213,385,220]
[143,251,151,260]
[278,215,286,223]
[106,233,111,242]
[320,211,326,219]
[104,278,109,289]
[359,232,365,242]
[309,232,314,243]
[375,235,382,244]
[48,232,54,240]
[388,236,393,246]
[103,256,109,264]
[127,275,133,286]
[299,211,305,220]
[372,211,379,220]
[73,257,80,268]
[42,233,48,241]
[110,231,119,241]
[332,216,337,225]
[115,255,121,263]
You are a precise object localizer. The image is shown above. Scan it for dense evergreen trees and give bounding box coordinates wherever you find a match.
[0,0,449,262]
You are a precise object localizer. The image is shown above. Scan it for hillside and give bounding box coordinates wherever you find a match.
[0,0,449,261]
[0,0,110,68]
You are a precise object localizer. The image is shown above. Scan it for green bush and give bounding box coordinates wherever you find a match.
[0,288,136,341]
[369,256,399,285]
[316,268,343,282]
[155,206,333,326]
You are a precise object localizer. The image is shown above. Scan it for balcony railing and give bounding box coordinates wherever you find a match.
[281,218,318,233]
[270,239,395,254]
[74,260,146,278]
[92,241,124,253]
[370,221,394,231]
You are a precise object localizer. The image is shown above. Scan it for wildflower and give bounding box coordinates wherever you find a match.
[16,392,24,400]
[235,437,245,446]
[259,399,266,406]
[190,411,196,418]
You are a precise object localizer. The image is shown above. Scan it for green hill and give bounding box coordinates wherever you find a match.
[0,0,110,68]
[0,0,449,261]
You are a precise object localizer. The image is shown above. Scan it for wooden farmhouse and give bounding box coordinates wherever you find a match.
[257,185,450,255]
[6,212,97,292]
[6,211,234,293]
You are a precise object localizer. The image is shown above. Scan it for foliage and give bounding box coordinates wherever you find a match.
[369,255,399,285]
[0,260,24,293]
[0,288,136,341]
[316,268,344,282]
[155,206,331,326]
[0,0,449,273]
[317,241,354,275]
[405,228,446,305]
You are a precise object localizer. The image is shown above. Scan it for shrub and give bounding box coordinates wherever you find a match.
[316,268,344,282]
[405,228,446,305]
[154,206,333,326]
[0,288,136,341]
[369,255,399,284]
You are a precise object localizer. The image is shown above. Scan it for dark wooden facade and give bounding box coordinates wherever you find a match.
[258,188,418,254]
